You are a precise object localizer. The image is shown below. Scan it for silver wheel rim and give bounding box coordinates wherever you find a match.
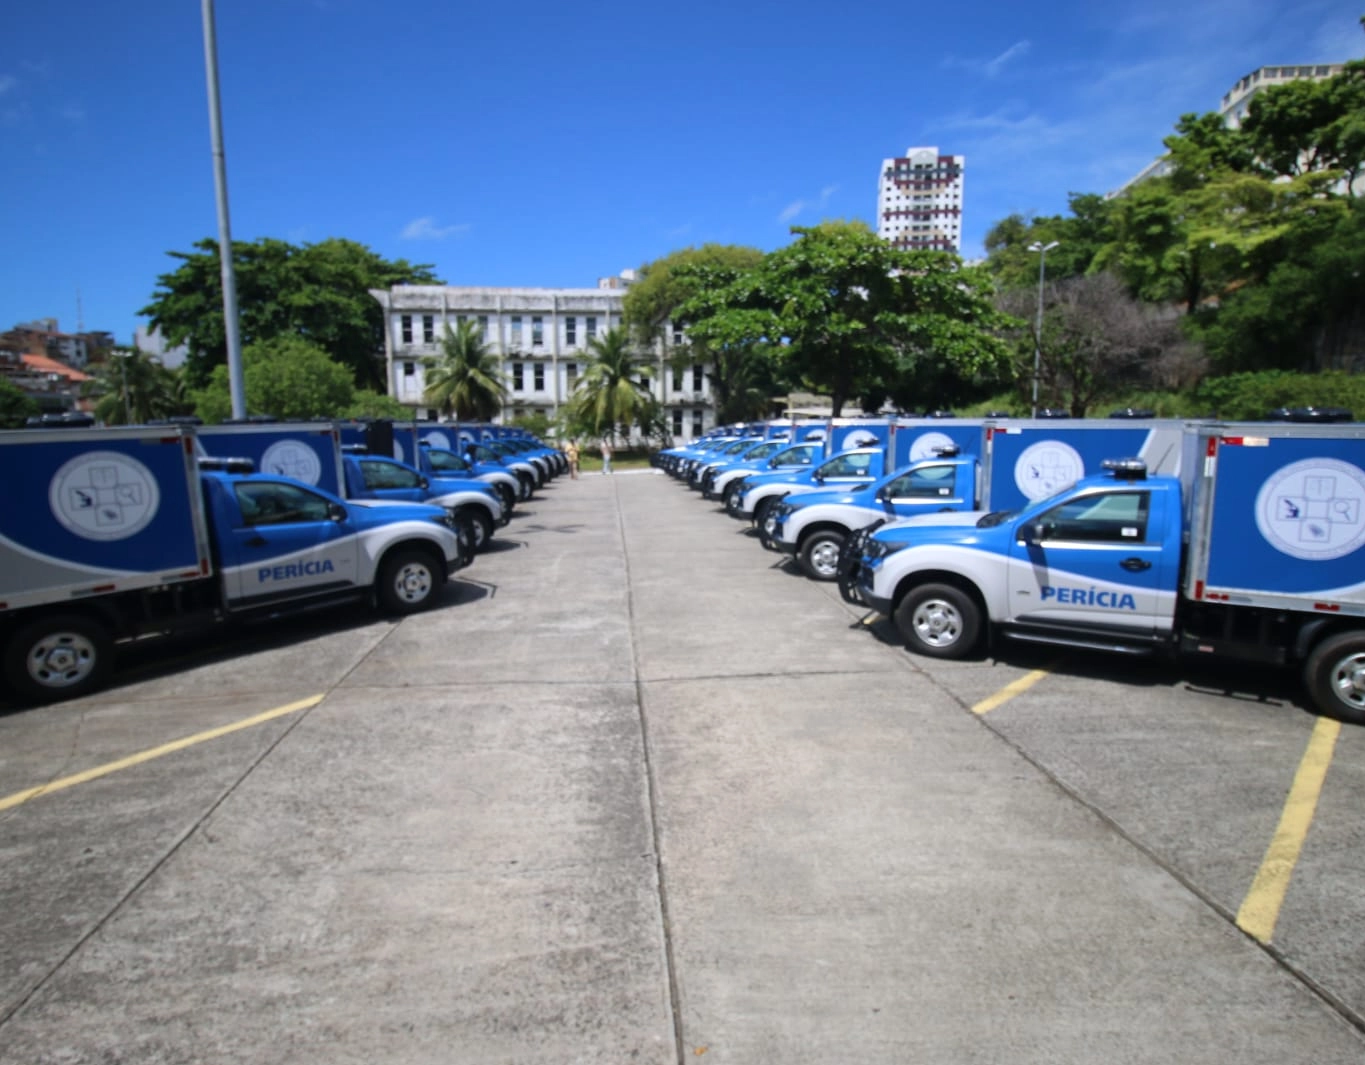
[809,539,841,578]
[393,562,433,604]
[912,597,962,649]
[26,631,98,690]
[1329,651,1365,709]
[470,519,487,550]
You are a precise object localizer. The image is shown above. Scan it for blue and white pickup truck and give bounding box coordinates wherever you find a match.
[848,422,1365,724]
[702,439,826,503]
[729,419,986,532]
[384,424,521,514]
[0,426,467,704]
[769,420,1187,581]
[196,422,507,551]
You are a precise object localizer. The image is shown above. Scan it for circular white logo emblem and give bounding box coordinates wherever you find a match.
[909,431,955,462]
[1255,458,1365,561]
[1015,441,1085,501]
[842,429,880,450]
[422,430,454,451]
[260,441,322,484]
[392,439,406,463]
[49,452,161,541]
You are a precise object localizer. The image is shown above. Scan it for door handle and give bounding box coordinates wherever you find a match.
[1120,557,1151,572]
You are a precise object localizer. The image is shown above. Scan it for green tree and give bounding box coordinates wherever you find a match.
[141,237,438,390]
[564,327,657,441]
[682,222,1015,415]
[0,377,40,428]
[191,336,358,423]
[983,194,1115,289]
[1242,62,1365,188]
[82,347,187,425]
[423,320,508,420]
[342,390,412,420]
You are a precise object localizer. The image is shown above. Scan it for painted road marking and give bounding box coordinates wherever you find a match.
[972,668,1051,715]
[1236,716,1341,944]
[0,694,325,814]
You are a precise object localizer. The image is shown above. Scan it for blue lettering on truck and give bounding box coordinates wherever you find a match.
[258,559,337,582]
[1040,585,1137,610]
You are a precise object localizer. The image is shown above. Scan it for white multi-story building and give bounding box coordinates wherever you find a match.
[369,283,716,442]
[877,148,964,253]
[1111,62,1348,195]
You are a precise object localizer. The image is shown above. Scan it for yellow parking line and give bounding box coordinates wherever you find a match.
[972,668,1050,715]
[1236,716,1341,944]
[0,694,325,814]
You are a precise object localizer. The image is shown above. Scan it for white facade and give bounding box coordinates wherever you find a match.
[370,285,716,442]
[877,147,965,253]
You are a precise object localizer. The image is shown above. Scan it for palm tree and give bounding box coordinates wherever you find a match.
[424,321,508,420]
[84,348,185,425]
[565,326,657,442]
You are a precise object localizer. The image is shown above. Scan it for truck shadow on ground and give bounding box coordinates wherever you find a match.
[854,613,1317,723]
[0,581,487,715]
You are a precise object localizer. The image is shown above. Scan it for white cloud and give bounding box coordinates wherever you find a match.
[777,184,838,224]
[941,40,1032,79]
[400,216,470,240]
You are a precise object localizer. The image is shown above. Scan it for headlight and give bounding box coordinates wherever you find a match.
[770,502,796,520]
[733,478,750,495]
[863,537,905,563]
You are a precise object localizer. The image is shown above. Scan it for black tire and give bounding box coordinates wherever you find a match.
[516,471,535,501]
[753,496,778,535]
[1304,630,1365,725]
[721,482,741,511]
[494,483,516,514]
[376,548,443,615]
[799,530,846,582]
[455,507,494,552]
[3,613,114,704]
[894,583,981,659]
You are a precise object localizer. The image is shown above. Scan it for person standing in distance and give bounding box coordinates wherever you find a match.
[601,439,613,475]
[565,439,580,479]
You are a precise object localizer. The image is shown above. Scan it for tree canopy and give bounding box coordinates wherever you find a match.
[191,336,362,423]
[141,237,439,390]
[423,321,508,421]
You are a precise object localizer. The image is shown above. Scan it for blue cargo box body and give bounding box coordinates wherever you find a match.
[981,420,1189,513]
[0,427,210,611]
[824,419,894,457]
[1188,424,1365,610]
[888,419,987,469]
[197,423,345,496]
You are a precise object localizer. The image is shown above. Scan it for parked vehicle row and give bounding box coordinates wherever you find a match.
[662,415,1365,726]
[0,419,568,706]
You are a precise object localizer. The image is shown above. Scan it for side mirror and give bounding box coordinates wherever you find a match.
[327,501,347,522]
[876,487,890,501]
[1020,521,1051,545]
[418,475,429,489]
[813,471,825,483]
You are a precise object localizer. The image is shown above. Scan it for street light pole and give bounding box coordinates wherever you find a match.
[1028,240,1059,417]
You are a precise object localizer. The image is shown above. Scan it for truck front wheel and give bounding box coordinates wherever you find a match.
[1304,631,1365,726]
[895,583,981,659]
[376,549,443,615]
[3,614,114,704]
[455,507,494,552]
[799,530,846,581]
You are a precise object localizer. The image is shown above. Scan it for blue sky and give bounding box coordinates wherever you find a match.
[2,0,1360,346]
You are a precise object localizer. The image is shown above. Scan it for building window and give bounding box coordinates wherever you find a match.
[512,363,524,391]
[511,316,522,344]
[671,320,685,345]
[533,363,545,391]
[692,410,703,436]
[565,316,577,345]
[532,316,543,346]
[403,361,415,377]
[672,409,683,434]
[672,367,683,391]
[401,315,412,344]
[422,315,434,343]
[586,316,597,340]
[478,315,488,339]
[565,362,578,390]
[639,373,650,390]
[692,364,703,391]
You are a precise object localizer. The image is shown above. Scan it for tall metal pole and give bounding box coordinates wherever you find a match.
[1028,241,1058,417]
[201,0,246,421]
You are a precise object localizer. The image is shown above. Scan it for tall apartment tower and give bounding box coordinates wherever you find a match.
[877,147,965,253]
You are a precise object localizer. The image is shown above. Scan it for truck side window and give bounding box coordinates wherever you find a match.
[1036,490,1150,543]
[427,451,469,473]
[821,453,873,477]
[235,483,331,526]
[360,460,421,490]
[887,464,955,498]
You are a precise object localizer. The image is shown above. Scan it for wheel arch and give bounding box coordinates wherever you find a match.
[891,568,989,622]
